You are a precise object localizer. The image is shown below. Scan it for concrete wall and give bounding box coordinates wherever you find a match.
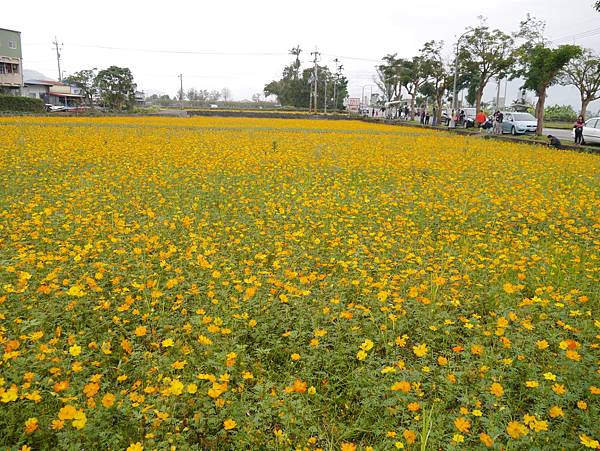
[0,29,23,90]
[23,85,49,99]
[0,29,22,59]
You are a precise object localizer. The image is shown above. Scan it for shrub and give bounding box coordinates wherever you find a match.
[0,95,45,113]
[544,104,577,122]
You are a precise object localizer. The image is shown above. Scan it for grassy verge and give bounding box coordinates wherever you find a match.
[544,121,574,130]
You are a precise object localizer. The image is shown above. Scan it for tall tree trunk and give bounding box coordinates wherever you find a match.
[410,91,416,120]
[535,88,547,135]
[435,96,443,125]
[474,86,484,126]
[580,97,590,118]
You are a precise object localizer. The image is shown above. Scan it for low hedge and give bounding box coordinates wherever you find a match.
[0,95,45,113]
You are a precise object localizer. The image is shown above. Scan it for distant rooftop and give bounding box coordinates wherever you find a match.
[0,28,21,34]
[24,79,64,86]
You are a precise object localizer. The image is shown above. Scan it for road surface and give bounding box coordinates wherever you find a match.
[543,128,573,142]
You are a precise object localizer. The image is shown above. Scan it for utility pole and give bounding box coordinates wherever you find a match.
[324,78,328,113]
[333,58,338,113]
[310,47,320,113]
[333,58,343,113]
[53,37,63,81]
[495,77,501,111]
[451,31,470,126]
[179,74,183,110]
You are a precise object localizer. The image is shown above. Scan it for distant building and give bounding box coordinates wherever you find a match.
[134,90,146,106]
[23,79,83,107]
[0,28,23,95]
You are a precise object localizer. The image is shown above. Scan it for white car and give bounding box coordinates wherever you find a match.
[572,117,600,144]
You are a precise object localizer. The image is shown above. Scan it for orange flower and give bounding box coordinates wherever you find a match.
[24,417,38,434]
[454,417,471,433]
[506,421,528,439]
[480,433,493,447]
[391,381,411,393]
[403,429,416,444]
[407,402,420,412]
[490,382,504,397]
[101,393,116,408]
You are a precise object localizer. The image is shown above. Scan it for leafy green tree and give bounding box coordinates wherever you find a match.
[94,66,137,110]
[398,56,430,119]
[544,104,577,122]
[264,49,347,110]
[375,54,402,102]
[458,18,515,122]
[418,41,452,124]
[560,50,600,117]
[513,16,582,134]
[63,69,97,107]
[207,90,221,103]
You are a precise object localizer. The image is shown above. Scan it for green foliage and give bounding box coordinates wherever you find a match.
[560,50,600,116]
[264,47,348,110]
[512,15,583,133]
[375,53,402,102]
[417,41,452,121]
[95,66,137,111]
[544,104,577,122]
[63,69,97,107]
[0,95,44,112]
[459,20,515,113]
[519,45,582,95]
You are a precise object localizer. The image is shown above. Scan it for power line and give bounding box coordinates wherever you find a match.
[29,39,386,63]
[322,53,383,63]
[549,26,600,44]
[64,43,289,57]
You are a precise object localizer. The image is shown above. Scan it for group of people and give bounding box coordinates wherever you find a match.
[450,109,467,127]
[419,107,438,126]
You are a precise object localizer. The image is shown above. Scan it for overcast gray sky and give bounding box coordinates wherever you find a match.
[5,0,600,111]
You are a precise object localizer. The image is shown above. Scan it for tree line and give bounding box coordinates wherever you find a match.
[264,46,349,111]
[376,14,600,134]
[64,66,137,110]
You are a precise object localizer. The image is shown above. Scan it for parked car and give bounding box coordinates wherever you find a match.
[461,108,477,128]
[442,107,477,127]
[571,117,600,144]
[501,111,538,135]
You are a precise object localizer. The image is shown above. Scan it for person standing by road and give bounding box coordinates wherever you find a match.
[574,115,585,144]
[494,111,504,134]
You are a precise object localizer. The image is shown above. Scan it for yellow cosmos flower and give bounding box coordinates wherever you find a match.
[223,419,237,430]
[412,343,428,357]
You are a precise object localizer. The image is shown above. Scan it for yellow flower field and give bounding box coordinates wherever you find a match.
[0,116,598,450]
